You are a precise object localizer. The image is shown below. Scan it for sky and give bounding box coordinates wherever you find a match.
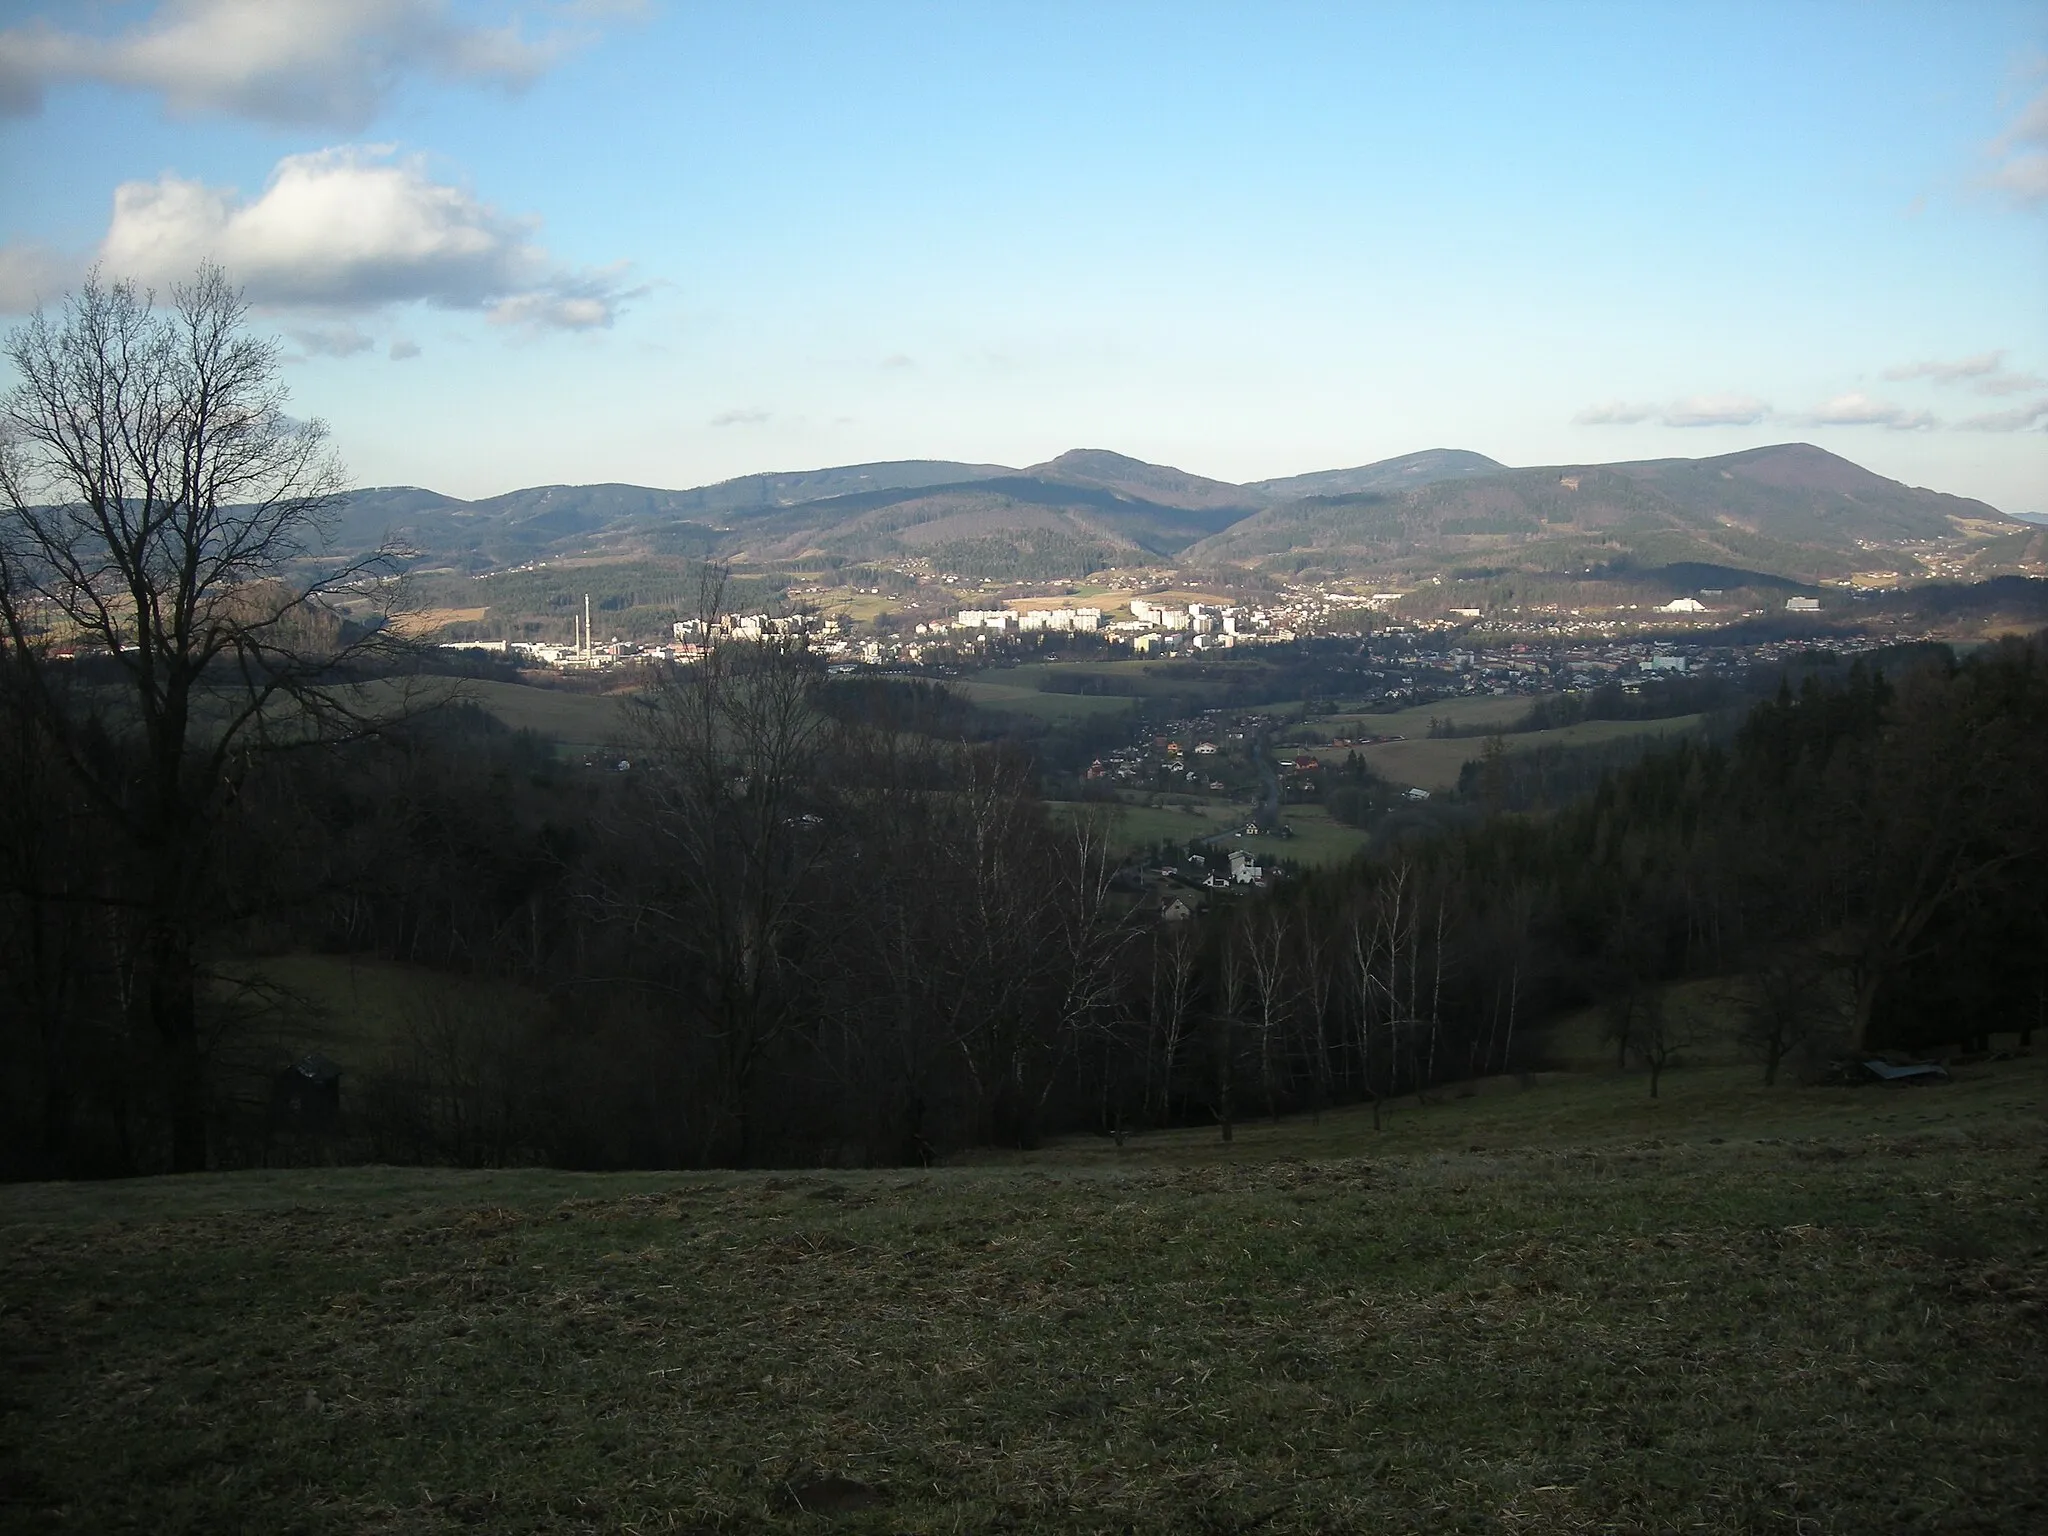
[2,0,2045,511]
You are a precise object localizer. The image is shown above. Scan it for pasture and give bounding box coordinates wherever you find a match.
[953,673,1141,721]
[1320,693,1534,737]
[1055,800,1374,870]
[1356,713,1711,792]
[3,1049,2040,1533]
[454,678,637,754]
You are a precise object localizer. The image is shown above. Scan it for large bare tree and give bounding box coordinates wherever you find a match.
[0,265,414,1171]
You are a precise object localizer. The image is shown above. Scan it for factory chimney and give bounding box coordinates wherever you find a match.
[584,593,592,660]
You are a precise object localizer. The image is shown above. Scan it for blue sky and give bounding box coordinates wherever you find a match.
[2,1,2044,510]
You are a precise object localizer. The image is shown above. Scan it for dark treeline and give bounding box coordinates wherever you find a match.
[1480,674,1739,733]
[3,632,2044,1179]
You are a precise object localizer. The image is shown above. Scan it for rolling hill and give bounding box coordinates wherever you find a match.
[1244,448,1507,501]
[1186,444,2018,582]
[334,443,2025,585]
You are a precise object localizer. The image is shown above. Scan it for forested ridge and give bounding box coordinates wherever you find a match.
[4,629,2042,1179]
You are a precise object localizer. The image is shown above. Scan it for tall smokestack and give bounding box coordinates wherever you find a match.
[584,594,592,659]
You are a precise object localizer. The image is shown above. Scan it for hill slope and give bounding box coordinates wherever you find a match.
[1246,448,1507,501]
[334,443,2021,582]
[4,1052,2040,1533]
[1189,443,2016,581]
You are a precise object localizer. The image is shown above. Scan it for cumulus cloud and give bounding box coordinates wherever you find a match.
[388,338,421,361]
[1985,85,2048,206]
[0,145,637,329]
[1578,394,1773,428]
[0,0,592,130]
[1661,394,1773,428]
[1573,401,1656,426]
[709,408,771,427]
[0,242,75,312]
[1883,350,2045,396]
[1804,393,1938,430]
[1884,352,2003,384]
[287,321,375,358]
[880,352,916,370]
[1957,397,2048,432]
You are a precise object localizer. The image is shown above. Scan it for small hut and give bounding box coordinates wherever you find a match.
[271,1053,342,1134]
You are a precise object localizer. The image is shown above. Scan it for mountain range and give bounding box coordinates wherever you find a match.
[339,443,2034,587]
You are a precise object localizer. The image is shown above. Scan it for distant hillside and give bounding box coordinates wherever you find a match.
[1019,449,1262,513]
[1190,444,2020,583]
[1246,449,1506,501]
[337,462,1011,569]
[1604,443,2001,544]
[331,442,2023,584]
[717,470,1250,579]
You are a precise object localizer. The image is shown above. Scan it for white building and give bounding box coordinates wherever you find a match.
[1016,606,1104,633]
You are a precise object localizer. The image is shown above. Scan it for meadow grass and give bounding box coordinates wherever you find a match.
[952,676,1141,722]
[1322,695,1534,738]
[1051,800,1374,869]
[457,678,638,752]
[3,1047,2040,1533]
[1356,715,1710,792]
[357,677,634,755]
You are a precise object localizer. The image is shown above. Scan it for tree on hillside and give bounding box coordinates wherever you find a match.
[0,265,416,1172]
[623,574,839,1165]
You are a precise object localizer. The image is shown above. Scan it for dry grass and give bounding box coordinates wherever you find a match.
[2,1054,2042,1533]
[388,606,491,637]
[1356,715,1708,792]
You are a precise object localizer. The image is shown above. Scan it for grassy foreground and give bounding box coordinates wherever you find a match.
[2,1057,2042,1533]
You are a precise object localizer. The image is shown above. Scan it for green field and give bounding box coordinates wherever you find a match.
[457,678,637,751]
[1324,693,1535,737]
[954,673,1141,721]
[4,1047,2040,1533]
[1357,713,1710,791]
[1053,800,1373,869]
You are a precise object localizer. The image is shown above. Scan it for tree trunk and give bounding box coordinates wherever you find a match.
[149,919,207,1173]
[1217,1015,1234,1143]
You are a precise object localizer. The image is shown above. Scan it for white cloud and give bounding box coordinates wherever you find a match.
[0,242,74,312]
[0,145,638,329]
[709,408,771,427]
[1884,352,2002,384]
[0,0,589,130]
[1575,394,1772,428]
[1986,86,2048,206]
[1573,401,1655,425]
[1883,350,2045,396]
[287,321,375,358]
[1957,397,2048,432]
[1804,392,1938,430]
[1661,394,1772,427]
[389,338,421,361]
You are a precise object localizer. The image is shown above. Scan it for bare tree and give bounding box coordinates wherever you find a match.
[1296,914,1337,1121]
[1733,947,1833,1086]
[1144,919,1200,1125]
[1239,902,1294,1122]
[0,266,416,1171]
[625,566,838,1163]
